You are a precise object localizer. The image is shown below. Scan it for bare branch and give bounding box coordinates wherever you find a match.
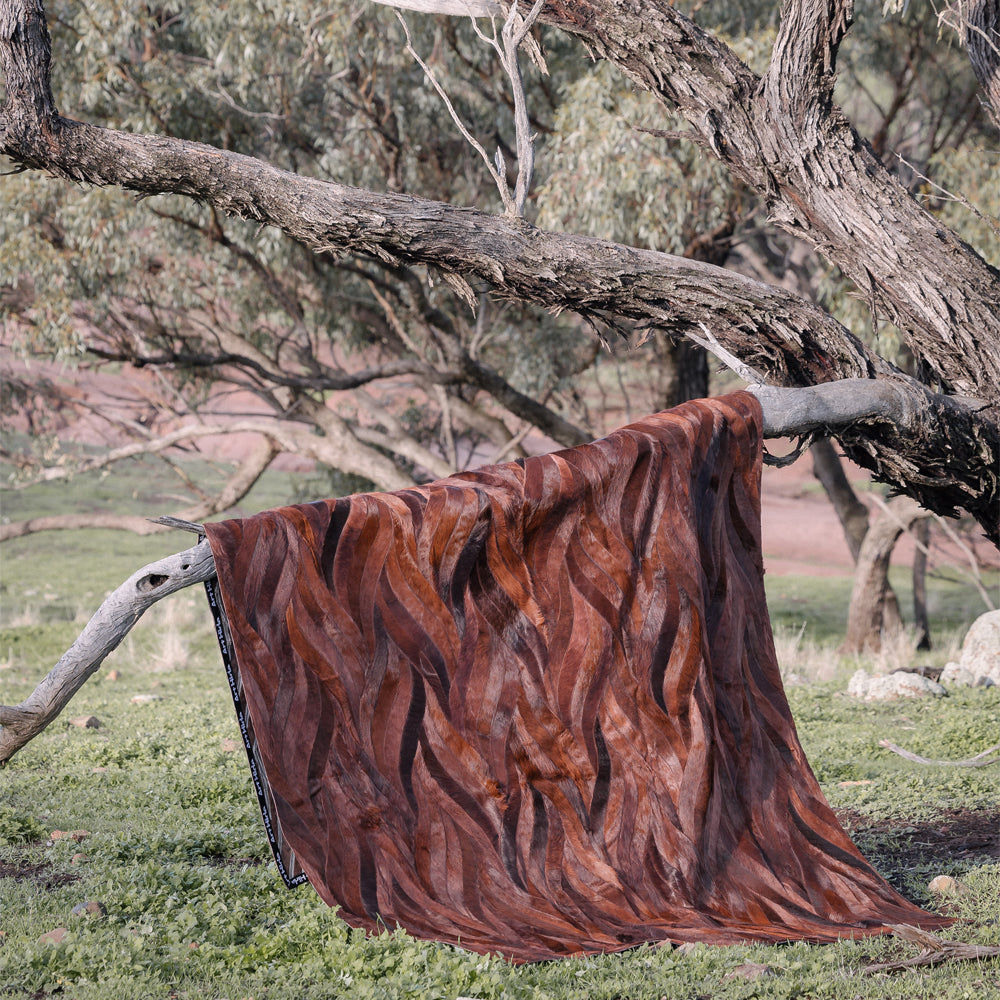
[878,739,1000,768]
[689,322,765,385]
[864,925,1000,973]
[396,11,515,214]
[0,541,216,765]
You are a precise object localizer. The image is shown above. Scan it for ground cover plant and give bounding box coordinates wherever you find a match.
[2,461,999,999]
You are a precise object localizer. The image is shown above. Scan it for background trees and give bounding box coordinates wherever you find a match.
[1,0,998,546]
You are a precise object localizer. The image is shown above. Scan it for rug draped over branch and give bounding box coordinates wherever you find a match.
[204,392,944,962]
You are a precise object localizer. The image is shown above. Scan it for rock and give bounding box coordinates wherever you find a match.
[847,669,947,701]
[928,875,966,896]
[38,927,68,945]
[70,715,101,729]
[70,853,88,864]
[941,661,976,686]
[131,694,162,703]
[71,900,107,918]
[723,962,776,981]
[105,669,120,681]
[941,611,1000,687]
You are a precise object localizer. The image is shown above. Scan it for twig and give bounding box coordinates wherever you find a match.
[395,12,515,214]
[930,512,998,612]
[688,322,766,385]
[470,0,548,216]
[897,153,1000,240]
[490,420,533,463]
[863,924,1000,973]
[878,739,1000,767]
[501,0,547,216]
[868,493,996,612]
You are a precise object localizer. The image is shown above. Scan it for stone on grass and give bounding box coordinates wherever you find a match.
[847,669,947,701]
[38,927,68,945]
[70,715,101,729]
[71,900,107,918]
[50,829,90,843]
[131,694,162,703]
[724,962,776,981]
[928,875,966,896]
[941,610,1000,688]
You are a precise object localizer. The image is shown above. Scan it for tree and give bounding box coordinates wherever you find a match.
[2,0,998,537]
[1,0,999,762]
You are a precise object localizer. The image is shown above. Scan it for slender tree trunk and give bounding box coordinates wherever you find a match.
[913,517,932,650]
[810,438,869,560]
[842,497,927,654]
[810,437,904,634]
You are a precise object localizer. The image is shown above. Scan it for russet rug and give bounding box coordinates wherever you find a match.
[203,392,945,962]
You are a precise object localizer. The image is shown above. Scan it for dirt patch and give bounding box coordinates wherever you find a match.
[837,807,1000,894]
[0,856,80,891]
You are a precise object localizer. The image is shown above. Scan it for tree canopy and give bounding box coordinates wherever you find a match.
[1,0,998,543]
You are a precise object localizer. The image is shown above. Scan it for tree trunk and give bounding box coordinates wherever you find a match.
[655,335,710,408]
[913,517,932,651]
[810,438,869,561]
[810,437,903,634]
[842,497,928,654]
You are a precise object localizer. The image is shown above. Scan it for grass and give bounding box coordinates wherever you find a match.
[2,455,999,999]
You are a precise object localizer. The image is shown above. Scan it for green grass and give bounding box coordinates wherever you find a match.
[2,621,998,999]
[2,456,999,999]
[765,569,994,650]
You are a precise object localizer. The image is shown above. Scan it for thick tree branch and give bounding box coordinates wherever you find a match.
[538,0,1000,398]
[0,541,216,765]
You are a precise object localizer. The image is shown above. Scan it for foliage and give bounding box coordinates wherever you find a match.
[4,0,995,509]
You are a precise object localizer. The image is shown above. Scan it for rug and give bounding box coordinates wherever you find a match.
[203,391,946,962]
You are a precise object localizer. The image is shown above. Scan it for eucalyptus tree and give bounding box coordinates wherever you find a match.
[2,0,997,539]
[1,0,999,758]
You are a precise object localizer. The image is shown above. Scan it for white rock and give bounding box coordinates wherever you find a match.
[847,668,946,701]
[949,610,1000,687]
[940,661,976,687]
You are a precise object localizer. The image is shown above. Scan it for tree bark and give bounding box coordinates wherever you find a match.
[540,0,1000,397]
[942,0,1000,133]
